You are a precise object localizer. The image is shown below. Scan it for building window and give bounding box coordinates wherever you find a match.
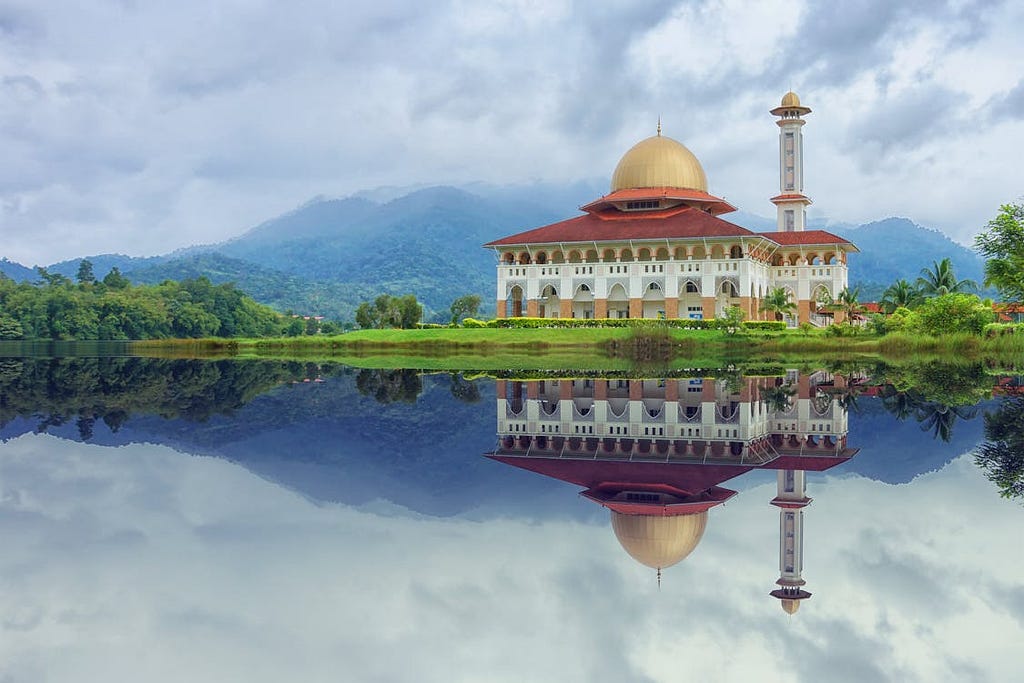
[625,200,659,210]
[785,210,795,231]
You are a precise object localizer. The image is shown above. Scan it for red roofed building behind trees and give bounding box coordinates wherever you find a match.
[484,92,857,325]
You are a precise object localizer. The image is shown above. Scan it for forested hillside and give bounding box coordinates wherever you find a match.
[0,185,992,322]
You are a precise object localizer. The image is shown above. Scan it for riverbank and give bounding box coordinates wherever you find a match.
[123,326,1024,371]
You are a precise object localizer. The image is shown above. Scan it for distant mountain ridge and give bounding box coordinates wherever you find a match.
[0,185,991,320]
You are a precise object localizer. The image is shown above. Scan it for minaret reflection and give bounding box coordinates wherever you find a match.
[487,373,858,612]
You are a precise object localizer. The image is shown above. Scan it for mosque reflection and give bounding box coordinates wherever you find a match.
[487,372,859,614]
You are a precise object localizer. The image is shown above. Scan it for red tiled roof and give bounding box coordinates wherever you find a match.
[770,193,811,202]
[580,187,737,215]
[759,230,858,249]
[484,206,758,246]
[861,302,883,314]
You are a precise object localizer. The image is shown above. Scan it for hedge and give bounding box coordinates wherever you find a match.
[490,317,725,330]
[984,322,1024,337]
[741,320,787,332]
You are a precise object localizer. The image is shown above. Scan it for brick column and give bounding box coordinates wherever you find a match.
[701,297,716,320]
[559,300,572,318]
[797,300,811,325]
[526,300,540,317]
[496,300,507,318]
[665,381,680,401]
[740,296,752,320]
[594,381,608,400]
[664,297,679,319]
[629,381,643,400]
[594,298,608,319]
[629,298,643,318]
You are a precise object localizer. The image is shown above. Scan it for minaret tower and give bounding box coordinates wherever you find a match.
[770,91,812,232]
[769,469,812,614]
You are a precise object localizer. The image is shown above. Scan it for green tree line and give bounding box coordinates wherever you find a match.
[0,263,290,340]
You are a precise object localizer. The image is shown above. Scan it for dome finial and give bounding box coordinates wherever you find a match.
[657,115,662,136]
[657,567,662,589]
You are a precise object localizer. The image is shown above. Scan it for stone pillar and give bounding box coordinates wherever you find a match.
[496,300,507,318]
[665,381,680,401]
[527,382,540,400]
[559,300,572,318]
[629,381,643,400]
[629,298,643,318]
[559,381,573,400]
[702,297,716,320]
[664,297,679,319]
[797,299,811,325]
[594,298,608,319]
[526,300,540,318]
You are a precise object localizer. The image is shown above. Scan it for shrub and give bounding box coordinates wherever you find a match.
[461,318,492,328]
[912,293,994,336]
[415,322,448,329]
[493,317,722,330]
[824,323,857,337]
[983,322,1023,337]
[742,320,786,332]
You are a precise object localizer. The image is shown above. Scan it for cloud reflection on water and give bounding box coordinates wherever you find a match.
[0,434,1022,682]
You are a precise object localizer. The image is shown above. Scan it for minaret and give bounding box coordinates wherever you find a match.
[769,469,812,614]
[770,91,812,232]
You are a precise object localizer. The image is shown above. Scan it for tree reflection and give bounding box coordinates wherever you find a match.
[354,369,422,404]
[0,357,318,436]
[878,383,979,443]
[758,383,796,413]
[975,397,1024,501]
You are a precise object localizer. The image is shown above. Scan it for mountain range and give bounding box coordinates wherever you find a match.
[0,184,989,321]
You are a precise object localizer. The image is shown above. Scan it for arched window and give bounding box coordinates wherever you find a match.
[729,245,743,259]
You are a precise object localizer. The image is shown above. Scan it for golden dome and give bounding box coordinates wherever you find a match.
[610,135,708,193]
[780,598,801,615]
[780,91,801,107]
[610,511,708,569]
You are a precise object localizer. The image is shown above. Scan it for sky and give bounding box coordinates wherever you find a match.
[2,434,1022,682]
[1,0,1023,266]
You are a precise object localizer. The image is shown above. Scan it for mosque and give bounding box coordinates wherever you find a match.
[485,92,857,326]
[487,372,859,614]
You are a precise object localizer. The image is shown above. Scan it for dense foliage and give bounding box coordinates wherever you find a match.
[0,270,284,340]
[354,294,423,329]
[975,203,1024,304]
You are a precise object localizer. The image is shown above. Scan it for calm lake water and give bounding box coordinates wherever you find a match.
[1,357,1022,682]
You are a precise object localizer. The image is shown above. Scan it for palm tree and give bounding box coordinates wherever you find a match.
[880,279,922,313]
[822,286,862,322]
[759,287,797,321]
[917,258,977,297]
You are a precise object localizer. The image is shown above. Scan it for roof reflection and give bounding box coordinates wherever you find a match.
[487,372,859,611]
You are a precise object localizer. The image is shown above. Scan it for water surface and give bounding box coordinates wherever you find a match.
[1,358,1022,682]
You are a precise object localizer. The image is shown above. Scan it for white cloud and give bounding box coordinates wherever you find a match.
[0,0,1022,263]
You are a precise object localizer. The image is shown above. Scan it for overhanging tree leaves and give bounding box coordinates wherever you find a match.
[974,203,1024,304]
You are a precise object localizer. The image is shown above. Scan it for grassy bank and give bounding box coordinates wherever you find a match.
[111,325,1024,372]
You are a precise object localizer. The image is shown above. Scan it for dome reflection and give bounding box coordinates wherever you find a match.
[488,373,859,613]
